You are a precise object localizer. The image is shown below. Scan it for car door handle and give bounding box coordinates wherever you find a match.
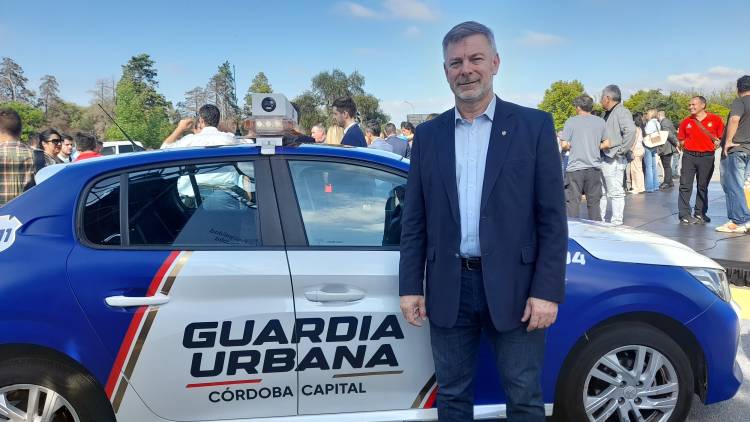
[304,288,365,302]
[105,293,170,307]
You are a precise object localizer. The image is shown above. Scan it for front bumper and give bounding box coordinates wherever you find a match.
[686,298,743,404]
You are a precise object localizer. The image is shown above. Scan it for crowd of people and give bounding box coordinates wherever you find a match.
[0,108,104,206]
[560,76,750,233]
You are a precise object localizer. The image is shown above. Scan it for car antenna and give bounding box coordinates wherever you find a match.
[97,104,145,151]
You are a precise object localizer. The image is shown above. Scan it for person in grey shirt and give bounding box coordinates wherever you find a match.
[599,85,637,225]
[560,94,607,220]
[364,122,394,153]
[717,75,750,233]
[382,122,408,157]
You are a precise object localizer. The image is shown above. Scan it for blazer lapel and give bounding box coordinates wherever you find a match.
[437,110,460,224]
[480,97,516,212]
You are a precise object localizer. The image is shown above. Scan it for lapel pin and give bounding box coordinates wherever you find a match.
[501,130,507,136]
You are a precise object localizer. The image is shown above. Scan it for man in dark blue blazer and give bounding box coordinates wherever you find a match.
[333,96,367,147]
[399,21,567,421]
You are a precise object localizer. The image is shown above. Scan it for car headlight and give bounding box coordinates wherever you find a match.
[685,267,731,302]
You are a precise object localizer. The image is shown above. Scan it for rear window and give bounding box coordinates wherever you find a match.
[81,161,261,248]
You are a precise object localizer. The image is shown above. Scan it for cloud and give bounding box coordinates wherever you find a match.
[666,66,745,91]
[338,0,437,21]
[383,0,437,21]
[404,26,421,38]
[337,1,380,19]
[517,31,565,48]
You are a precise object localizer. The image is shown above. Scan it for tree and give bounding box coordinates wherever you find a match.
[354,93,389,127]
[243,72,273,116]
[206,61,239,129]
[0,57,34,104]
[296,69,388,131]
[293,91,326,132]
[1,101,44,142]
[538,80,585,131]
[122,54,158,87]
[311,69,366,109]
[181,86,207,117]
[105,55,172,148]
[38,75,60,120]
[249,72,272,94]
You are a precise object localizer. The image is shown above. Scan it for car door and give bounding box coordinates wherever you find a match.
[68,156,297,421]
[272,156,436,416]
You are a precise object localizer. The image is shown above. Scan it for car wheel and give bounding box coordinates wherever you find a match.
[555,322,693,422]
[0,355,115,422]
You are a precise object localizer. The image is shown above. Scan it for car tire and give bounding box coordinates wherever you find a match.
[554,322,693,422]
[0,355,115,422]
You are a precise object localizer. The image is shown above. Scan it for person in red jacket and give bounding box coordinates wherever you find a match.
[677,96,724,224]
[73,133,103,162]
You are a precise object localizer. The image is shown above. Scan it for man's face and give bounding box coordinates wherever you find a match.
[444,34,500,103]
[600,94,611,110]
[61,139,73,155]
[332,107,347,128]
[311,127,325,143]
[401,128,412,137]
[689,98,705,115]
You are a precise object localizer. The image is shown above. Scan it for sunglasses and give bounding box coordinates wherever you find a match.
[44,139,63,145]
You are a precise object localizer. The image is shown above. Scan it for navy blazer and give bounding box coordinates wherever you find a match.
[341,123,367,147]
[399,97,568,330]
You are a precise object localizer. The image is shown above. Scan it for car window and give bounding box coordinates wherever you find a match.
[288,160,405,247]
[119,144,134,153]
[83,176,121,246]
[127,161,259,247]
[100,146,115,156]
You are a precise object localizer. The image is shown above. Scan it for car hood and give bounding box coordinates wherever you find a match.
[568,220,722,270]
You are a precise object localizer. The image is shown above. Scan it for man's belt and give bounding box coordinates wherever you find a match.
[684,150,715,157]
[461,257,482,271]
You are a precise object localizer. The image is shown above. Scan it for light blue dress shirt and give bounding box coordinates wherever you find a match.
[455,96,496,257]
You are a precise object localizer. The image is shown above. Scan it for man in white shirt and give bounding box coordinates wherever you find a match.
[161,104,248,208]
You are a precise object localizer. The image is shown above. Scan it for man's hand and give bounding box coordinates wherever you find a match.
[163,118,196,145]
[177,118,194,132]
[400,295,426,327]
[521,297,558,331]
[724,140,738,157]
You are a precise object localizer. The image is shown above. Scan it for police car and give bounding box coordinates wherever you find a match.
[0,94,742,422]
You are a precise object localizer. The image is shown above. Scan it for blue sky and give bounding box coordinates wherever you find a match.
[2,0,749,123]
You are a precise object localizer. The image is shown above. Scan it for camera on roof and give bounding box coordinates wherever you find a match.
[251,93,298,122]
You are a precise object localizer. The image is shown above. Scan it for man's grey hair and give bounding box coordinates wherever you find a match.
[311,124,325,133]
[572,94,594,112]
[442,21,497,59]
[602,85,622,102]
[384,122,398,136]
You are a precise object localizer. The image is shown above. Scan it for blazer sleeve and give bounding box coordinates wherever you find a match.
[399,126,428,296]
[530,113,568,303]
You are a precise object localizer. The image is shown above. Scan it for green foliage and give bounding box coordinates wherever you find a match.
[293,91,326,132]
[106,70,172,149]
[0,101,44,142]
[538,80,585,131]
[623,90,730,124]
[354,93,389,127]
[249,72,272,94]
[299,69,388,130]
[122,54,158,87]
[243,72,273,117]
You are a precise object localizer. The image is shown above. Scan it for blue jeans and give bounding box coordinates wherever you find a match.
[643,146,659,192]
[429,268,546,421]
[721,151,750,224]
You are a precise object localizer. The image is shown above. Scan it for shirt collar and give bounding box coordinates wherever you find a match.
[344,122,357,134]
[455,95,496,123]
[198,126,219,134]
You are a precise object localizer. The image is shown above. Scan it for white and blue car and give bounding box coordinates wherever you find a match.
[0,141,742,422]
